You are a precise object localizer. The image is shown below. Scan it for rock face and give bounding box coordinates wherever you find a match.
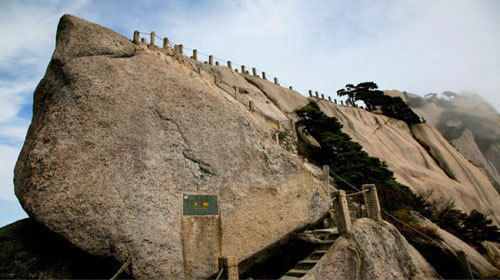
[482,241,500,266]
[303,218,439,280]
[390,90,500,192]
[316,100,500,224]
[410,212,498,278]
[0,219,127,279]
[14,15,328,279]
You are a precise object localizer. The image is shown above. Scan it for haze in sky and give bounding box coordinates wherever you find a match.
[0,0,499,226]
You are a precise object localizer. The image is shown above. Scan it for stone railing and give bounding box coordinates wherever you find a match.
[132,30,369,109]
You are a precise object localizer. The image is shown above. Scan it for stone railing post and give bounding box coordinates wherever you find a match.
[332,190,351,235]
[335,99,337,104]
[262,72,266,80]
[274,77,279,84]
[362,184,381,221]
[341,100,344,105]
[216,61,219,66]
[141,38,146,44]
[322,165,330,194]
[179,44,183,55]
[193,49,198,61]
[150,31,155,46]
[321,94,325,99]
[328,96,332,102]
[249,100,254,112]
[227,61,232,70]
[218,257,239,280]
[309,90,312,97]
[289,86,293,90]
[181,195,222,279]
[173,45,179,55]
[163,38,169,49]
[209,55,214,65]
[227,257,239,280]
[252,68,257,76]
[315,91,319,98]
[241,65,246,73]
[133,31,139,43]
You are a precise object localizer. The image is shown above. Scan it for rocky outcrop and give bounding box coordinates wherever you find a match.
[303,218,439,280]
[410,212,498,278]
[14,15,328,279]
[0,219,127,279]
[316,100,500,224]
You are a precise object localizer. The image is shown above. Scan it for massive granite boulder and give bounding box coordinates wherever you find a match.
[14,15,328,278]
[304,218,439,280]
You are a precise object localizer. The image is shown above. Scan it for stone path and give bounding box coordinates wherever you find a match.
[280,227,339,279]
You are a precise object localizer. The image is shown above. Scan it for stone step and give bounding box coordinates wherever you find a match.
[295,259,318,270]
[299,259,318,264]
[285,269,309,277]
[280,275,301,280]
[308,250,328,260]
[314,249,328,254]
[318,243,334,251]
[296,229,339,243]
[312,227,338,235]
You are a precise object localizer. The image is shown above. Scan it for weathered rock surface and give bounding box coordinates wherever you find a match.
[393,89,500,192]
[411,124,499,221]
[15,15,328,279]
[0,218,127,279]
[482,241,500,266]
[410,211,498,278]
[316,100,500,224]
[303,218,439,280]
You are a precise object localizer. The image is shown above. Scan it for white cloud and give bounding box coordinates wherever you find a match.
[0,124,29,141]
[0,145,21,201]
[143,0,500,110]
[0,0,89,70]
[0,79,37,122]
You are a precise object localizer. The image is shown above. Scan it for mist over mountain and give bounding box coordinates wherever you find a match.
[389,90,500,192]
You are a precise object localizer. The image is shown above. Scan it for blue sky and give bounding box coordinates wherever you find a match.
[1,0,499,227]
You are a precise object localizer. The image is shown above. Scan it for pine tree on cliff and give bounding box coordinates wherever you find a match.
[337,82,421,124]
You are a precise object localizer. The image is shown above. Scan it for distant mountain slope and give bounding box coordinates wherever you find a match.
[386,90,500,192]
[315,101,499,224]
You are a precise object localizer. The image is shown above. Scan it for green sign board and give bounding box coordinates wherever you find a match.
[183,194,219,216]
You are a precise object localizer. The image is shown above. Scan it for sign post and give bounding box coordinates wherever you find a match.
[181,194,222,279]
[183,194,219,216]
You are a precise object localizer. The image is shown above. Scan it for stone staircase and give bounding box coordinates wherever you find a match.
[280,227,339,279]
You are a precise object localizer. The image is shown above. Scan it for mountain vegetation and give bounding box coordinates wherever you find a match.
[337,82,422,124]
[295,101,500,247]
